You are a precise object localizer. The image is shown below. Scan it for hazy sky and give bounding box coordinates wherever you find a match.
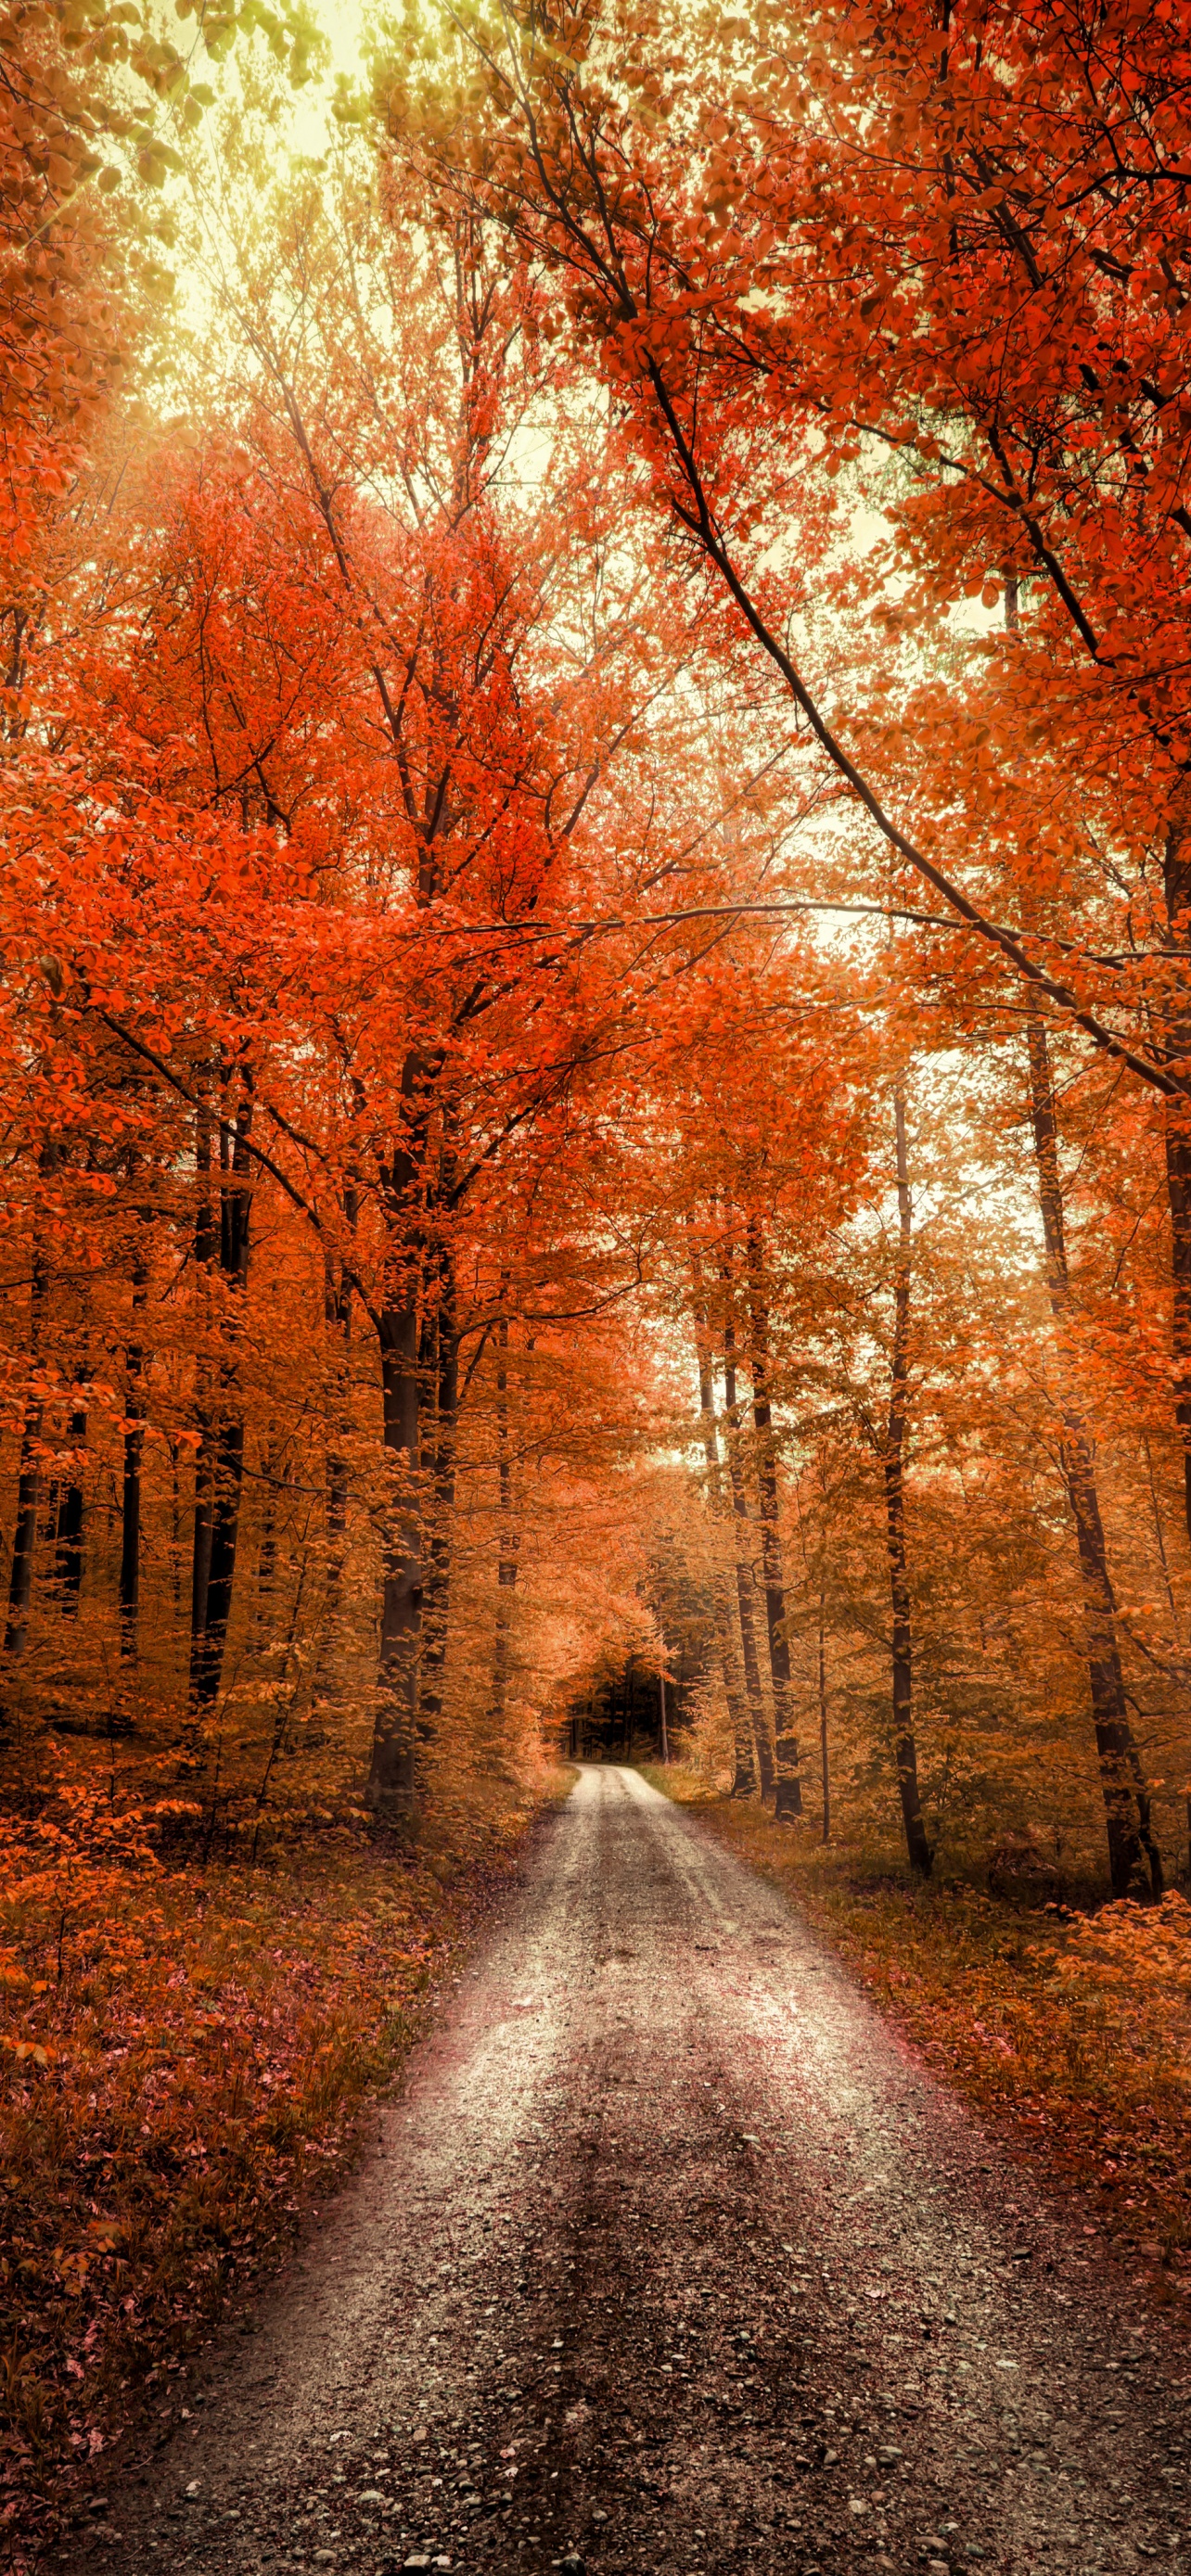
[290,0,370,153]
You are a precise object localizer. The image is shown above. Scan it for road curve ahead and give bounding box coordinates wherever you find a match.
[94,1765,1187,2576]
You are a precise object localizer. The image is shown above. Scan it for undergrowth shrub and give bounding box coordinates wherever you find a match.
[0,1770,549,2556]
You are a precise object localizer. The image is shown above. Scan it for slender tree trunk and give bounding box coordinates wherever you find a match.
[746,1215,801,1816]
[1141,1431,1180,1635]
[190,1434,215,1673]
[818,1581,830,1844]
[716,1627,754,1793]
[197,1420,246,1702]
[371,1282,423,1811]
[723,1310,775,1798]
[314,1191,357,1714]
[488,1308,519,1745]
[417,1254,459,1749]
[887,1092,931,1875]
[169,1437,183,1613]
[3,1144,58,1690]
[119,1256,147,1660]
[369,1118,431,1812]
[4,1236,50,1667]
[56,1373,88,1613]
[689,1251,756,1796]
[1162,818,1191,1557]
[316,1451,348,1714]
[1165,1105,1191,1527]
[368,1065,442,1815]
[1027,1017,1162,1898]
[189,1098,216,1681]
[190,1090,252,1709]
[5,1401,43,1661]
[254,1434,280,1644]
[249,1530,314,1854]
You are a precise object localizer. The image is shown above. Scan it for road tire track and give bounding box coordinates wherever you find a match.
[79,1766,1188,2576]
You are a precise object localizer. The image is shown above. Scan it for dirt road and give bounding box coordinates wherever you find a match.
[83,1766,1187,2576]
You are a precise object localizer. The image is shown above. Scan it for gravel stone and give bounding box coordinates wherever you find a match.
[100,1768,1189,2576]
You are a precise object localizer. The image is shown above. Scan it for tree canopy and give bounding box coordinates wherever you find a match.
[1,0,1189,1912]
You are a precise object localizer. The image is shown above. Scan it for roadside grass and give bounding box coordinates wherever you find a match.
[0,1763,572,2563]
[643,1764,1191,2307]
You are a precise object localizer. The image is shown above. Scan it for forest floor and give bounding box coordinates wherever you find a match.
[649,1773,1191,2312]
[1,1767,572,2568]
[70,1763,1189,2576]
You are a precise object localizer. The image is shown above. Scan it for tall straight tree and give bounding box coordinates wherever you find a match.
[745,1215,800,1814]
[688,1254,757,1799]
[1025,1018,1161,1898]
[721,1300,775,1801]
[885,1094,930,1876]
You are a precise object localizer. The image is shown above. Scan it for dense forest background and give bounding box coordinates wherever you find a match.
[2,0,1191,2542]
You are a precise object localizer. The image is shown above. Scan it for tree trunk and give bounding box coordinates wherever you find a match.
[818,1581,830,1844]
[723,1308,775,1798]
[4,1150,57,1684]
[318,1453,348,1703]
[190,1090,252,1708]
[314,1192,357,1714]
[746,1215,801,1816]
[371,1286,423,1811]
[254,1432,280,1645]
[417,1255,459,1751]
[55,1374,88,1614]
[119,1261,147,1659]
[1141,1432,1180,1635]
[1027,1017,1162,1898]
[189,1097,216,1684]
[887,1092,931,1875]
[487,1309,519,1746]
[5,1410,43,1663]
[716,1630,754,1794]
[4,1235,49,1666]
[689,1256,757,1796]
[1162,818,1191,1558]
[167,1437,183,1612]
[367,1076,434,1816]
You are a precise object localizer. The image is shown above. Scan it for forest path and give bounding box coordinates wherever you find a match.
[94,1766,1187,2576]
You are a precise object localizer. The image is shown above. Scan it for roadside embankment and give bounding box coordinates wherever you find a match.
[644,1764,1191,2310]
[0,1762,574,2560]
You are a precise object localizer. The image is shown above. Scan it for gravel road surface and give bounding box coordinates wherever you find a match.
[80,1766,1188,2576]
